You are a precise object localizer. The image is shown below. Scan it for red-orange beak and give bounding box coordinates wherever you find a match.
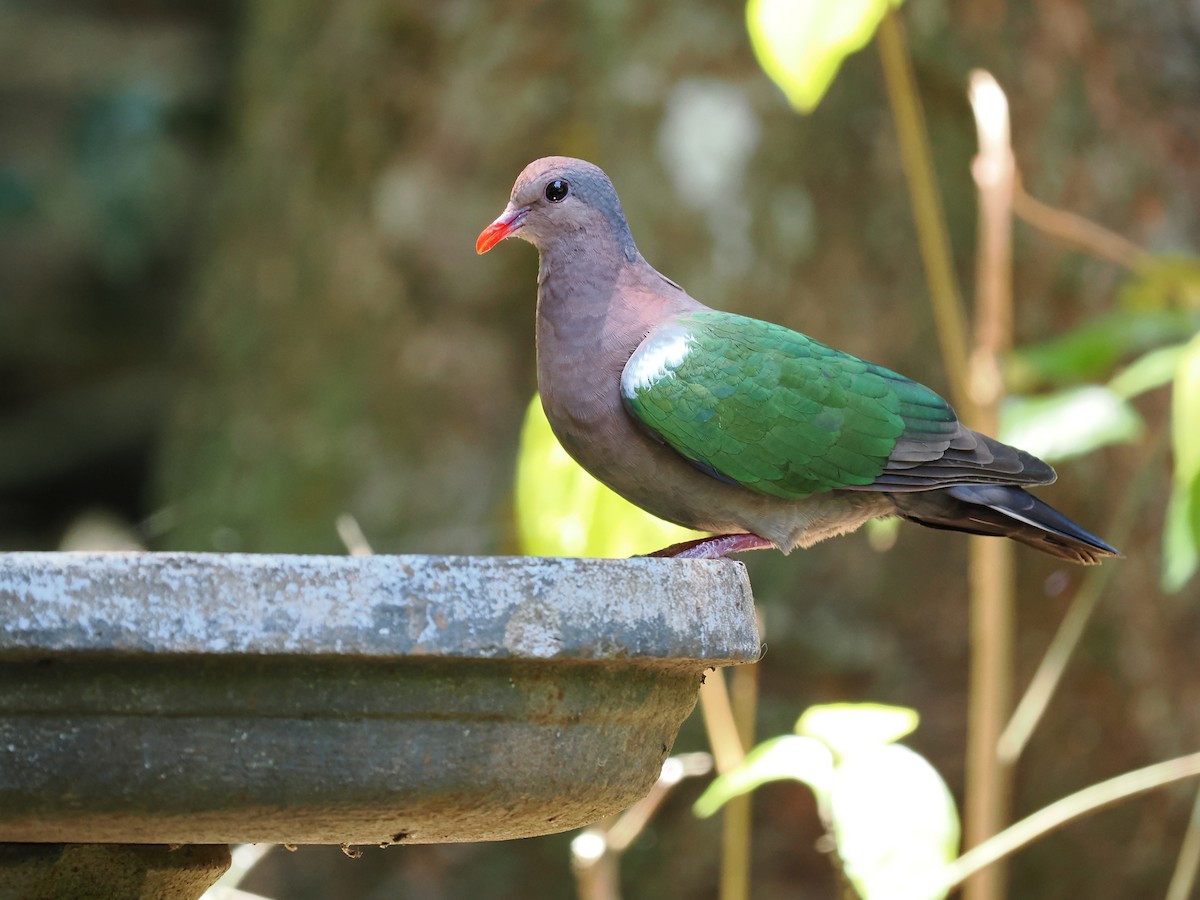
[476,205,529,254]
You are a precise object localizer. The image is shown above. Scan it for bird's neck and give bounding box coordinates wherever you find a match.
[533,236,702,428]
[534,239,628,375]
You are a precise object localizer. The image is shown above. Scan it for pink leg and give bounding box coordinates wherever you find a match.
[644,533,777,559]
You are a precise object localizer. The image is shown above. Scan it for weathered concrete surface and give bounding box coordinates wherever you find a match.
[0,843,230,900]
[0,553,758,845]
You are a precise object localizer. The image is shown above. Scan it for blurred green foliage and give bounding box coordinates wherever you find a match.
[1001,255,1200,590]
[1165,333,1200,591]
[515,395,700,557]
[1006,307,1200,391]
[696,702,959,900]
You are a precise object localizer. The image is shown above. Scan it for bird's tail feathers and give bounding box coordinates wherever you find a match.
[893,484,1120,565]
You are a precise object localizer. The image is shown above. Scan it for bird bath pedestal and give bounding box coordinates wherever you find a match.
[0,552,758,898]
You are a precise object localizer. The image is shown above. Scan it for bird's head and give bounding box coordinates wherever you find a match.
[476,157,636,259]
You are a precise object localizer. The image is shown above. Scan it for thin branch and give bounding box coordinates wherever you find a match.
[1166,783,1200,900]
[606,753,714,853]
[572,753,715,900]
[200,844,277,900]
[1013,183,1152,272]
[336,513,374,556]
[935,752,1200,894]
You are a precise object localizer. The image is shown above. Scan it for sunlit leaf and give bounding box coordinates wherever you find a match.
[1006,308,1200,391]
[746,0,902,114]
[1163,332,1200,591]
[1107,343,1189,400]
[796,703,919,758]
[1163,482,1200,593]
[999,386,1142,462]
[514,395,701,558]
[831,744,959,900]
[1172,332,1200,485]
[693,735,834,819]
[865,516,900,552]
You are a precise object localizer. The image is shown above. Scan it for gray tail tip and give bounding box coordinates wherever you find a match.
[901,484,1121,566]
[954,483,1121,565]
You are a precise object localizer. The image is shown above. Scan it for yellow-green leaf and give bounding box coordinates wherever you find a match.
[1172,331,1200,484]
[693,735,835,819]
[831,744,959,900]
[746,0,902,114]
[1107,343,1188,400]
[1164,331,1200,591]
[999,386,1142,462]
[514,395,701,558]
[796,702,919,758]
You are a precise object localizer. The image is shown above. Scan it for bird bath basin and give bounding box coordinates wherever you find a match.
[0,552,757,854]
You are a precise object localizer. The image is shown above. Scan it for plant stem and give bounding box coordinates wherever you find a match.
[700,670,746,775]
[700,667,754,900]
[571,753,715,900]
[876,8,973,417]
[935,752,1200,893]
[962,69,1018,900]
[964,538,1013,899]
[721,662,758,900]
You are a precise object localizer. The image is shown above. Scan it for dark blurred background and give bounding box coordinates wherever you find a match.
[3,1,1198,897]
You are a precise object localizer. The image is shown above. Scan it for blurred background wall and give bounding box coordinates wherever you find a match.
[2,1,1198,897]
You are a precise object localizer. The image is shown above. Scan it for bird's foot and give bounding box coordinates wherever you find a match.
[644,533,776,559]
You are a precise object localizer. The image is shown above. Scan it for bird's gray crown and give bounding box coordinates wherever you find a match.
[513,157,639,260]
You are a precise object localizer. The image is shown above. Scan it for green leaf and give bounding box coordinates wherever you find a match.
[695,705,958,900]
[796,703,919,758]
[746,0,901,114]
[1163,332,1200,591]
[1107,343,1189,400]
[514,395,701,558]
[830,744,960,900]
[1172,332,1200,484]
[1006,308,1200,391]
[999,386,1142,462]
[1163,482,1200,593]
[693,735,834,819]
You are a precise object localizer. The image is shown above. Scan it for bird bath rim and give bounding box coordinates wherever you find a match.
[0,552,759,846]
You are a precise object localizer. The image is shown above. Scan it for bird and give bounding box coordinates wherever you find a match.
[476,157,1119,564]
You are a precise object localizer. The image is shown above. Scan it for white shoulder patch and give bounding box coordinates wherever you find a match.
[621,326,694,397]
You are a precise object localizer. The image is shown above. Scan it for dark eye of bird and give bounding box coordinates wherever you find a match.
[544,179,569,202]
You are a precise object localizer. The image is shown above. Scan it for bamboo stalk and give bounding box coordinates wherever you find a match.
[700,669,752,900]
[720,657,759,900]
[876,8,973,418]
[962,69,1018,900]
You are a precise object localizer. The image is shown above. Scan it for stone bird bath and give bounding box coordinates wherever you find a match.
[0,552,758,897]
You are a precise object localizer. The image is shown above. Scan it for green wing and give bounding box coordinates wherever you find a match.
[620,311,960,499]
